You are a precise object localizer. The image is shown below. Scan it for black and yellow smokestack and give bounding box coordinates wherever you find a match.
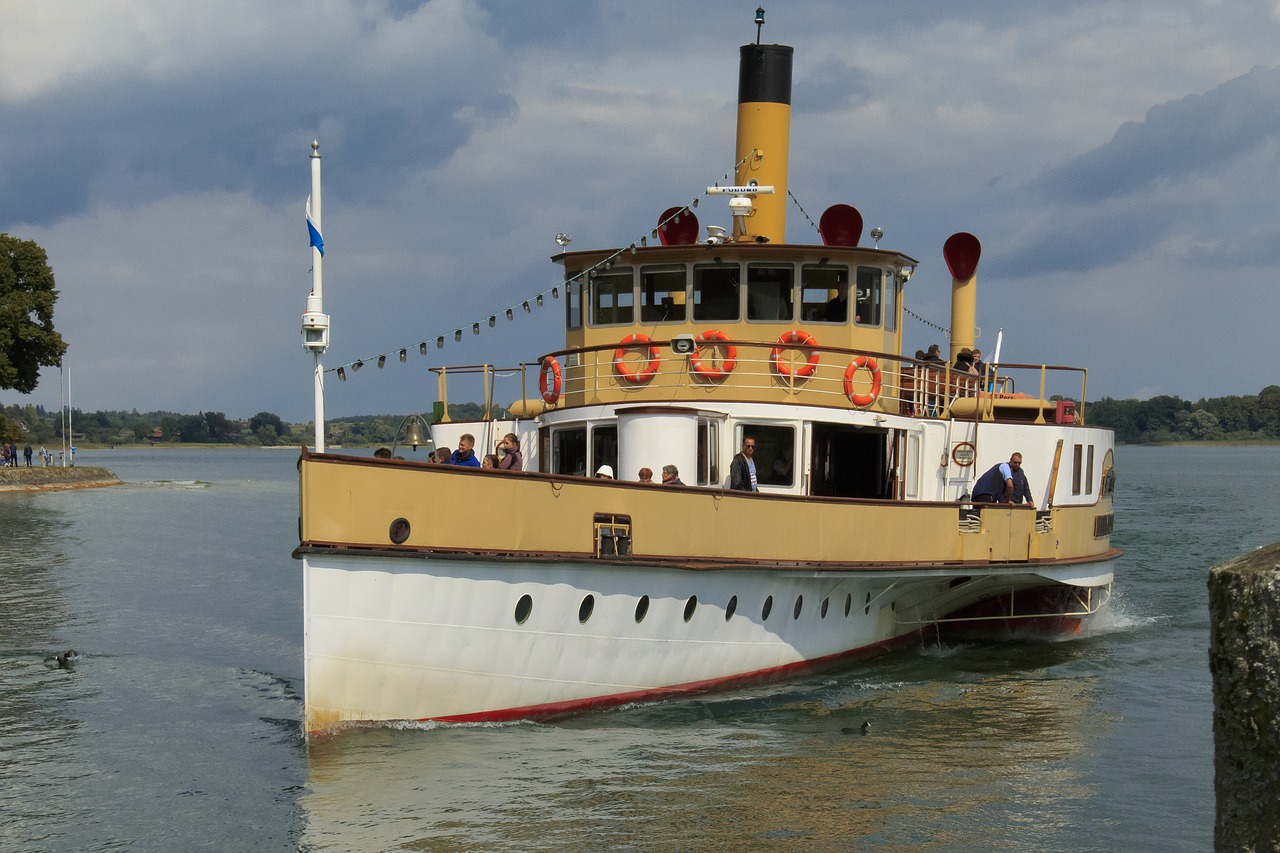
[735,43,792,243]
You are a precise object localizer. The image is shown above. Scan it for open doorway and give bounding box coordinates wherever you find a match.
[810,423,892,499]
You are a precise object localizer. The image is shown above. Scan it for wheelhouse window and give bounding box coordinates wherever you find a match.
[736,423,796,488]
[1072,443,1083,495]
[640,265,687,323]
[1086,445,1095,495]
[800,263,850,323]
[884,269,897,332]
[565,276,583,330]
[854,266,882,326]
[591,268,634,326]
[552,427,588,477]
[746,264,794,321]
[696,418,719,486]
[693,263,740,322]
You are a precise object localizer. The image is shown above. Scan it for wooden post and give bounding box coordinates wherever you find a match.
[1208,541,1280,852]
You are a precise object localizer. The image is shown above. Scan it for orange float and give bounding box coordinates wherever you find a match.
[770,329,820,379]
[843,355,882,407]
[613,333,660,385]
[689,330,737,381]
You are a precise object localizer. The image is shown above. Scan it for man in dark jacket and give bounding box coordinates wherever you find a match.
[728,436,760,491]
[972,452,1034,506]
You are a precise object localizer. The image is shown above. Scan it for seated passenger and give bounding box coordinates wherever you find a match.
[661,465,683,486]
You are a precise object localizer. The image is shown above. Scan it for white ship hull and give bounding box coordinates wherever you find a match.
[303,551,1113,729]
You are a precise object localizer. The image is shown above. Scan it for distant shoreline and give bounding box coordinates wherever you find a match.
[0,466,122,492]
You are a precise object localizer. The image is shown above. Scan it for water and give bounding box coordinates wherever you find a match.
[1,445,1276,851]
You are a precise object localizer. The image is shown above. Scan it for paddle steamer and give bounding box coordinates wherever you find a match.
[296,19,1117,736]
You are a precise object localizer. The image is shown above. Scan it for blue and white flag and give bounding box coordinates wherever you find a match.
[306,196,324,256]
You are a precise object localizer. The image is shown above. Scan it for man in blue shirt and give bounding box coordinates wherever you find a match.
[450,433,482,467]
[972,452,1034,506]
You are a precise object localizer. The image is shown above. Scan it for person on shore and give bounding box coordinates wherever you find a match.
[497,433,523,471]
[39,445,48,467]
[24,444,33,466]
[971,453,1035,507]
[450,434,481,467]
[729,436,759,492]
[637,467,654,483]
[661,464,683,486]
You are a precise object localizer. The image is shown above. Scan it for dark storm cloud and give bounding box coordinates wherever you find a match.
[1033,64,1280,204]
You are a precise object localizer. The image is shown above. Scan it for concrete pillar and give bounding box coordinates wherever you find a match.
[1208,541,1280,852]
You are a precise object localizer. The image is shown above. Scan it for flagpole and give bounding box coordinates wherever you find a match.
[302,140,330,452]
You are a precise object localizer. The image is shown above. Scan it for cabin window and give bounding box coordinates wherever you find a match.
[591,268,634,326]
[552,427,588,477]
[592,425,618,478]
[693,263,740,322]
[854,266,882,326]
[640,265,687,323]
[1086,445,1095,495]
[904,432,921,499]
[565,276,583,330]
[746,263,794,321]
[696,418,719,486]
[736,423,796,488]
[884,269,898,332]
[1072,443,1083,495]
[800,263,850,323]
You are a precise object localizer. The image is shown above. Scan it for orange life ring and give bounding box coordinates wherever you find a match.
[843,355,882,407]
[771,330,820,379]
[689,330,736,381]
[613,333,660,385]
[539,357,562,405]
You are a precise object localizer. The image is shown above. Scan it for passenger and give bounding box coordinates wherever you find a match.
[373,446,392,459]
[823,280,849,322]
[497,433,523,471]
[481,454,499,468]
[952,348,978,376]
[638,467,655,483]
[921,344,944,364]
[661,464,684,486]
[451,434,481,467]
[772,443,793,484]
[972,453,1035,507]
[728,436,760,492]
[972,347,988,379]
[594,464,615,479]
[435,446,452,465]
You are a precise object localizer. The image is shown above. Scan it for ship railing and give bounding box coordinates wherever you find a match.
[513,342,1091,423]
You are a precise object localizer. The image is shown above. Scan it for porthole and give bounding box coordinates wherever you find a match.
[683,595,698,622]
[820,597,829,618]
[514,594,533,625]
[865,592,872,616]
[579,594,595,624]
[844,593,852,617]
[635,595,650,623]
[389,517,411,544]
[762,595,773,621]
[725,595,738,621]
[793,595,804,620]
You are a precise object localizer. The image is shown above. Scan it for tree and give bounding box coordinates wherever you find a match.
[0,234,69,393]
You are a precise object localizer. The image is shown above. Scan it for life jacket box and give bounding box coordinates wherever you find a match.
[1055,400,1077,424]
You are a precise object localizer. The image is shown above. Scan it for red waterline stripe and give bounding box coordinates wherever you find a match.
[430,632,925,724]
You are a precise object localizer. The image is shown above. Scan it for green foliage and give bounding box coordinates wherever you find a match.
[1088,387,1280,443]
[0,234,69,393]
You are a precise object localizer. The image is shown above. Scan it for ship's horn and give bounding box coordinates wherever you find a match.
[734,43,792,243]
[943,232,981,362]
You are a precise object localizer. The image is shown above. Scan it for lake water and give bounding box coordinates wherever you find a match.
[2,445,1276,851]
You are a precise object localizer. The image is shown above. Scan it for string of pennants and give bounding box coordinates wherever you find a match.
[326,150,950,381]
[329,153,759,383]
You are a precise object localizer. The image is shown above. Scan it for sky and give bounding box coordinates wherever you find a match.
[3,0,1279,423]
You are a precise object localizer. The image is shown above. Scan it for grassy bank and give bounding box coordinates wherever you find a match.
[0,465,122,492]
